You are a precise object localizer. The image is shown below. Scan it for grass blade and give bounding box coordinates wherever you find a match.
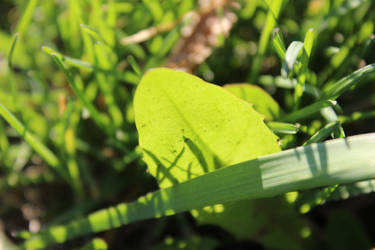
[16,0,39,37]
[52,55,112,135]
[249,0,284,82]
[303,121,339,145]
[7,33,18,69]
[43,46,93,70]
[303,28,315,58]
[281,100,336,122]
[0,104,63,175]
[272,28,286,60]
[127,55,142,77]
[267,121,299,135]
[281,41,304,77]
[24,133,375,249]
[324,63,375,99]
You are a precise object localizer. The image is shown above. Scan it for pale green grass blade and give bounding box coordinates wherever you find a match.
[24,133,375,249]
[0,104,64,177]
[281,100,336,122]
[267,121,299,135]
[281,41,304,77]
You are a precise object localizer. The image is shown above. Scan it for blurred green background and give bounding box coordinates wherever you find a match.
[0,0,375,249]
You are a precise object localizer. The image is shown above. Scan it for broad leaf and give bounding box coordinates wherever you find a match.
[134,68,280,188]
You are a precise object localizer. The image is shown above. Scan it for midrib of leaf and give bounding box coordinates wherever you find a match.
[24,133,375,249]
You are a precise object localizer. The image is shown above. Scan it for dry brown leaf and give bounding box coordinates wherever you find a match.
[165,0,238,72]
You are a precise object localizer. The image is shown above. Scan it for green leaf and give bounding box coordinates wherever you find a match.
[224,83,282,120]
[134,68,280,188]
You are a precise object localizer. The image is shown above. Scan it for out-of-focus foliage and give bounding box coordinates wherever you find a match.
[0,0,375,249]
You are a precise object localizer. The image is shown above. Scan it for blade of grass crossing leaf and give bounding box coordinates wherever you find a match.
[16,0,39,37]
[281,100,337,122]
[52,55,113,136]
[24,133,375,249]
[0,104,65,178]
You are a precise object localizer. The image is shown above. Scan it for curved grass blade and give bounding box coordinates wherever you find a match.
[23,133,375,249]
[281,100,336,122]
[324,63,375,99]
